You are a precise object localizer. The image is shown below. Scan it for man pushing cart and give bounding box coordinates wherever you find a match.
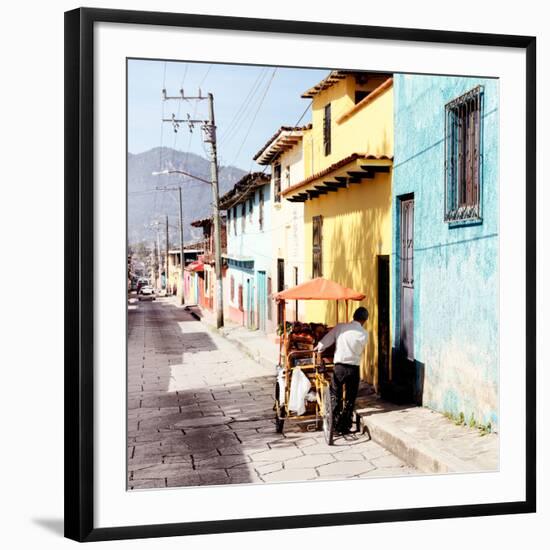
[273,278,368,445]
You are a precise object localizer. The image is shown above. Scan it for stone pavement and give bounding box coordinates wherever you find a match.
[185,302,499,476]
[127,297,416,490]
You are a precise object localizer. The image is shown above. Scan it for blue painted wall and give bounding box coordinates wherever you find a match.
[392,74,499,430]
[225,182,272,329]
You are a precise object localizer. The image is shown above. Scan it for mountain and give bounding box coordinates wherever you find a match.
[128,147,246,246]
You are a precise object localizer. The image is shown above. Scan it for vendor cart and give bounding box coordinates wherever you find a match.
[273,278,366,445]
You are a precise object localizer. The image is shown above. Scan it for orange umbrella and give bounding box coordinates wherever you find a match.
[274,277,365,301]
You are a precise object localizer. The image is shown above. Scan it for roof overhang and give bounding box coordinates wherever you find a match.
[282,154,392,203]
[254,127,310,165]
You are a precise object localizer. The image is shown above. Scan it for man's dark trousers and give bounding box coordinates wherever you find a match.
[330,362,360,433]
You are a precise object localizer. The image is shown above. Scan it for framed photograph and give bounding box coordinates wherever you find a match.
[65,7,536,542]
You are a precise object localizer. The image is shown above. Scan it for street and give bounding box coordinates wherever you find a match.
[127,297,416,490]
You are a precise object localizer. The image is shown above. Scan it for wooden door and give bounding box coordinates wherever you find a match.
[378,255,390,386]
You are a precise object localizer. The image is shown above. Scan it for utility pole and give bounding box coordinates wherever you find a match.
[161,88,224,327]
[207,93,224,329]
[153,186,186,305]
[156,226,161,289]
[178,186,185,305]
[165,215,169,296]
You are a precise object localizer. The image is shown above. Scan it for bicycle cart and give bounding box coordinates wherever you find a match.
[273,278,366,445]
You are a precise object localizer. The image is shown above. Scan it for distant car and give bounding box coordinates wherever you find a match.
[138,285,156,301]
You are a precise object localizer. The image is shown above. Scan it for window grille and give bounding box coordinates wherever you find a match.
[323,104,331,156]
[444,86,483,222]
[312,215,323,278]
[274,164,281,203]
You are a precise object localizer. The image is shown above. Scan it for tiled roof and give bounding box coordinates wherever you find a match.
[301,70,391,99]
[219,172,271,210]
[253,124,312,163]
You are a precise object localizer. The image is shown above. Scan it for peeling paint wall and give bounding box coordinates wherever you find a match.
[392,74,499,430]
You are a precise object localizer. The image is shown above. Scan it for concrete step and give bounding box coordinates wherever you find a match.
[356,397,499,474]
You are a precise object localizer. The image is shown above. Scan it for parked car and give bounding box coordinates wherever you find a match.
[138,285,156,301]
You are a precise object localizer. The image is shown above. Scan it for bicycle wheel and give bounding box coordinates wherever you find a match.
[274,380,285,434]
[322,384,334,445]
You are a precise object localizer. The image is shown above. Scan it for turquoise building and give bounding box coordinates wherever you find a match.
[390,74,499,431]
[220,173,273,332]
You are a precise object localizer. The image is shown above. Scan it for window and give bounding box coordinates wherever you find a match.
[248,197,253,221]
[445,86,482,222]
[259,188,264,231]
[233,206,237,235]
[274,164,281,203]
[241,203,246,233]
[312,215,323,278]
[323,103,331,156]
[284,166,290,190]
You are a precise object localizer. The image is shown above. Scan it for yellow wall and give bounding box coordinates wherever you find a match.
[304,174,392,385]
[301,74,394,386]
[303,75,393,176]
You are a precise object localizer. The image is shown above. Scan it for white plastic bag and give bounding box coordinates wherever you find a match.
[288,368,311,416]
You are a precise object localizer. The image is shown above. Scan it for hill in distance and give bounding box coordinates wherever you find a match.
[128,147,247,247]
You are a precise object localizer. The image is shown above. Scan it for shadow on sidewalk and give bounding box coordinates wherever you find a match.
[127,298,291,489]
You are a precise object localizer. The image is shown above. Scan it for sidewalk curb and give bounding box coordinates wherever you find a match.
[222,332,278,371]
[184,306,278,370]
[360,413,483,473]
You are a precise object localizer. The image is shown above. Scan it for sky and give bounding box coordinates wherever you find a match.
[127,59,328,172]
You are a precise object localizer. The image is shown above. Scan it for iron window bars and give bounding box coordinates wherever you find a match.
[444,85,483,222]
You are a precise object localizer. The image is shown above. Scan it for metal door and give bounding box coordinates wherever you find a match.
[400,198,414,361]
[257,271,267,331]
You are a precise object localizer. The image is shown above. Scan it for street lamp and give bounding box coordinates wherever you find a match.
[152,169,211,185]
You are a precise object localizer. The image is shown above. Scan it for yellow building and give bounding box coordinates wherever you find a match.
[282,71,394,387]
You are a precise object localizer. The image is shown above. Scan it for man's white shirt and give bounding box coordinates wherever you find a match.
[315,320,368,366]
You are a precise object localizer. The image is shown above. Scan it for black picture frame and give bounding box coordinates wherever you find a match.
[64,7,537,542]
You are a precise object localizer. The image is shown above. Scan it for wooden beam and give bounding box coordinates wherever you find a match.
[325,180,347,188]
[318,183,339,191]
[334,176,348,184]
[360,164,391,173]
[307,190,320,198]
[313,186,329,194]
[347,171,368,179]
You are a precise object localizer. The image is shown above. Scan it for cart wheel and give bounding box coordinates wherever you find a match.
[274,381,285,434]
[275,415,285,434]
[322,384,334,445]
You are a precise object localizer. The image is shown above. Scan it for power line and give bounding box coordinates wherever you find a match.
[232,68,278,168]
[219,67,268,146]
